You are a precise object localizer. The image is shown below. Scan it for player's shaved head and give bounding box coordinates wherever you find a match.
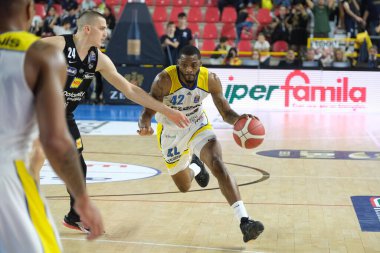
[77,10,106,30]
[0,0,30,14]
[0,0,33,31]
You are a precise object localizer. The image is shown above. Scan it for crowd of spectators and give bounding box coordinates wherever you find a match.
[209,0,380,68]
[31,0,380,70]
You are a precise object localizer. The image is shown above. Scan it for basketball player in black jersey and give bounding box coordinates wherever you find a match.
[30,10,190,232]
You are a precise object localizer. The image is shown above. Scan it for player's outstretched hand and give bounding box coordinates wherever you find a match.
[166,109,190,128]
[74,195,104,240]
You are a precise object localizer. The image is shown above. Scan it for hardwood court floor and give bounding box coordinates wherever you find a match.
[41,111,380,253]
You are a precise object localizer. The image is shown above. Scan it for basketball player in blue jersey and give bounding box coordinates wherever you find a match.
[138,45,264,243]
[0,0,103,252]
[29,10,190,233]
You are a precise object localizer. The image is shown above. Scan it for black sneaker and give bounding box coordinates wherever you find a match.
[191,154,209,188]
[62,215,90,233]
[240,217,264,243]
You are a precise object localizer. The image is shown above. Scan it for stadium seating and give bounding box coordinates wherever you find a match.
[34,3,46,18]
[221,7,237,23]
[202,23,218,39]
[272,40,288,52]
[221,23,236,40]
[204,7,219,23]
[152,6,168,22]
[187,7,203,23]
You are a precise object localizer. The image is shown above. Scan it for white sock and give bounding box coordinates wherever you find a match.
[189,162,201,176]
[231,200,249,221]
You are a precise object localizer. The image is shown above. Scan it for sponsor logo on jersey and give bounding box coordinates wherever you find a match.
[70,77,83,88]
[64,91,85,103]
[67,66,77,76]
[83,72,95,79]
[0,35,20,48]
[88,51,96,63]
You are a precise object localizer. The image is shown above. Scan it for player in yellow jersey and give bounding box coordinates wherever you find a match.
[138,45,264,243]
[0,0,103,252]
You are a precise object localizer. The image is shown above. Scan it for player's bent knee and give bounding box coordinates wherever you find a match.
[210,157,228,178]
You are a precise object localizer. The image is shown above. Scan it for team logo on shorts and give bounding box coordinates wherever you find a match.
[194,95,200,103]
[70,77,83,88]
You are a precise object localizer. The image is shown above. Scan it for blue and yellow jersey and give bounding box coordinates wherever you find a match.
[155,65,210,128]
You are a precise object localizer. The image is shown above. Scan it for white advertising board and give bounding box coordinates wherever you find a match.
[203,68,379,127]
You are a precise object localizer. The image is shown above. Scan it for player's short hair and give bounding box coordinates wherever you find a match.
[77,10,105,29]
[178,45,201,60]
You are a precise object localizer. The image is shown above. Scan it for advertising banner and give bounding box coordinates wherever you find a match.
[203,69,378,115]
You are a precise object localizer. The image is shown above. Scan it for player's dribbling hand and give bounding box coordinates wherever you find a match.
[237,114,260,121]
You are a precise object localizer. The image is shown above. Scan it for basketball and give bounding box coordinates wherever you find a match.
[233,117,265,149]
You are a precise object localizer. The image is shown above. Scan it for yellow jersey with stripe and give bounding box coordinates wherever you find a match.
[0,31,39,164]
[155,65,210,129]
[0,32,62,253]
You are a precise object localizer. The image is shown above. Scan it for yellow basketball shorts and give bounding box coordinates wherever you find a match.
[157,112,216,175]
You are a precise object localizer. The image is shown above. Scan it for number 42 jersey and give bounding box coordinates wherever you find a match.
[155,65,210,129]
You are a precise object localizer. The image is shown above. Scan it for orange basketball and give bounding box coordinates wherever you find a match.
[233,117,265,149]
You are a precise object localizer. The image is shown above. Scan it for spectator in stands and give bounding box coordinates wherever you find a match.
[235,7,260,45]
[333,48,346,61]
[254,33,270,52]
[251,49,261,61]
[306,0,335,38]
[104,5,116,32]
[278,49,300,67]
[61,0,78,11]
[52,17,73,36]
[362,0,380,36]
[224,47,243,65]
[161,22,180,66]
[30,15,43,36]
[249,49,269,66]
[211,36,230,64]
[62,5,79,32]
[320,47,334,66]
[42,5,61,36]
[341,0,364,37]
[218,0,245,19]
[244,0,260,8]
[274,0,291,8]
[302,48,322,66]
[175,12,193,54]
[331,47,351,67]
[271,6,290,43]
[367,46,380,68]
[82,0,96,11]
[287,3,309,53]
